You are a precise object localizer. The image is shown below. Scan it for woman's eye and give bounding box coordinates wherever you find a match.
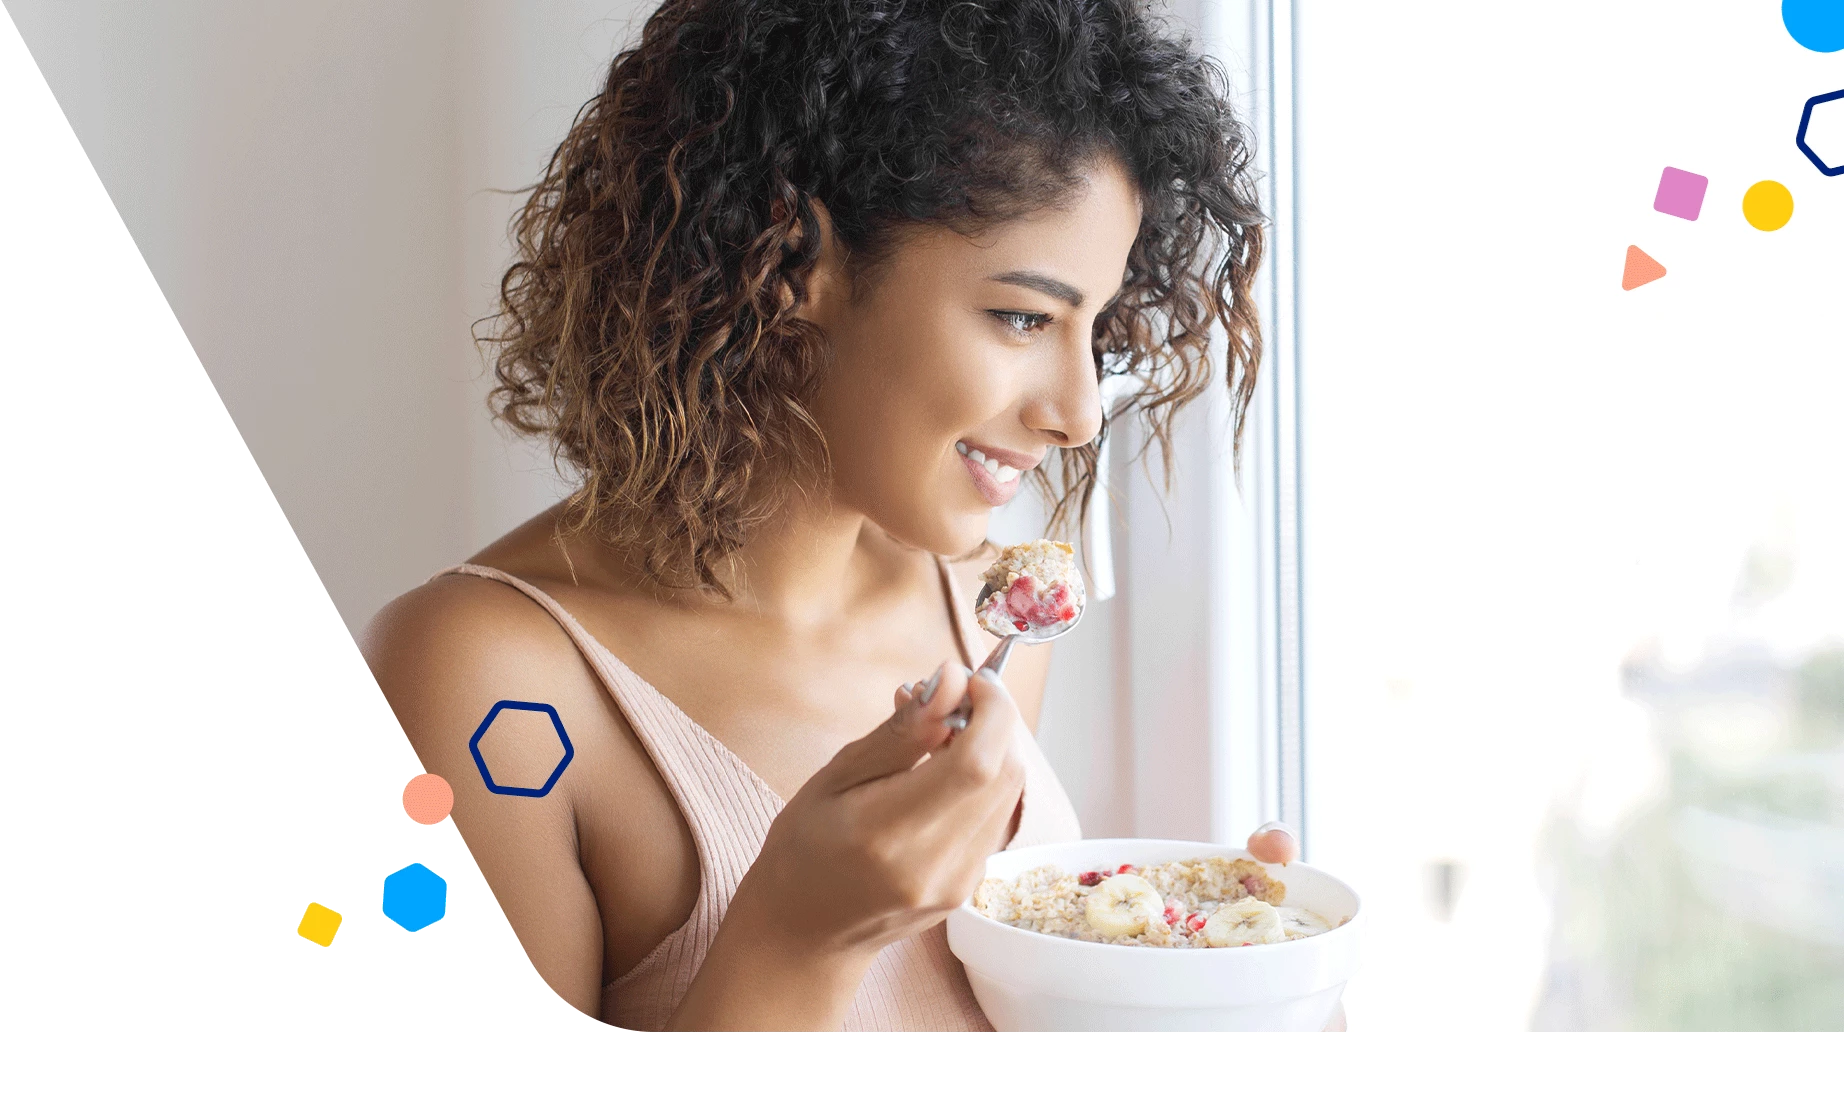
[990,310,1052,335]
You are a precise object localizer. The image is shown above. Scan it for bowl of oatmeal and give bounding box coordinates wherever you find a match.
[945,838,1362,1031]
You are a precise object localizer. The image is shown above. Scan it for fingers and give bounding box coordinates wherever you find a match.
[887,662,973,753]
[919,669,1019,790]
[1246,821,1299,864]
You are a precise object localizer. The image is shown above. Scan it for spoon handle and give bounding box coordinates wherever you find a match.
[978,634,1022,676]
[943,635,1019,731]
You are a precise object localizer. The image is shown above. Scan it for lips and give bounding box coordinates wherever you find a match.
[956,439,1040,508]
[961,450,1021,507]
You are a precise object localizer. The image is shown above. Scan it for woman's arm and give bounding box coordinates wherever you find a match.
[365,578,1029,1030]
[362,580,613,1014]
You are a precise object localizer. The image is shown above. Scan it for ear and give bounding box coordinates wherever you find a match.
[788,196,848,327]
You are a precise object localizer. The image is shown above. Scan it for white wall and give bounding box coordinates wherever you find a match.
[452,1,654,554]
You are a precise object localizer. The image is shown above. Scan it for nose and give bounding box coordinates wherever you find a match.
[1021,336,1105,449]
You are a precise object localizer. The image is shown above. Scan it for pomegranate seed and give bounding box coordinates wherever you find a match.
[1116,863,1135,874]
[1077,871,1102,887]
[1240,942,1253,947]
[1163,903,1181,925]
[1186,914,1207,932]
[1014,619,1029,631]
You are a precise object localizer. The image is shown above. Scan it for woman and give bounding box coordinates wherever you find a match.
[363,0,1280,1030]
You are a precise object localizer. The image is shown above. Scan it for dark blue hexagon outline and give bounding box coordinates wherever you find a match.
[466,699,575,797]
[1796,88,1844,177]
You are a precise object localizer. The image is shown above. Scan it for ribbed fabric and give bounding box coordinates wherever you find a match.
[437,556,1081,1031]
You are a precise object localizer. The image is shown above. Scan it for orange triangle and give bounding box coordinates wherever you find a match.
[1622,245,1666,290]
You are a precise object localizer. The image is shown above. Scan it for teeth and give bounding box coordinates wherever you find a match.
[958,441,1024,483]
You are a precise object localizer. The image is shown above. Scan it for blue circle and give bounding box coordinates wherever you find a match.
[1785,0,1844,51]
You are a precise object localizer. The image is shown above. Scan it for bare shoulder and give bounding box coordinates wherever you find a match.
[359,572,640,804]
[363,572,584,688]
[943,545,1054,733]
[359,571,689,1011]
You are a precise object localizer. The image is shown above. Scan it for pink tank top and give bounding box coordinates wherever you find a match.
[437,556,1082,1031]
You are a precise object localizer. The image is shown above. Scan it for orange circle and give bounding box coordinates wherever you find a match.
[402,773,454,824]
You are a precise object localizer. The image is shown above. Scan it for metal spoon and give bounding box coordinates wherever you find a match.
[941,579,1085,731]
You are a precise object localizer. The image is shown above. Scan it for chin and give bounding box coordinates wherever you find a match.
[943,516,993,557]
[874,504,990,559]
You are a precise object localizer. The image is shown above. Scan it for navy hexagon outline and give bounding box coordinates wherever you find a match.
[1796,88,1844,177]
[467,699,576,797]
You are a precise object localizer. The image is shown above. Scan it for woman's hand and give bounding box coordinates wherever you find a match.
[669,663,1026,1030]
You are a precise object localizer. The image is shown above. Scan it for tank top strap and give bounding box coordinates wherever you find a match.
[429,564,781,901]
[932,554,981,670]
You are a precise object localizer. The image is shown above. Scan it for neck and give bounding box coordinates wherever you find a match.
[711,489,879,624]
[568,486,888,627]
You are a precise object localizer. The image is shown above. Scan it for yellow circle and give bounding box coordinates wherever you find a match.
[1742,180,1794,231]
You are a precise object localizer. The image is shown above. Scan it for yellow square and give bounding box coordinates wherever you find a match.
[297,902,342,947]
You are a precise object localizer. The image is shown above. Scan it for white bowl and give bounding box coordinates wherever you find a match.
[946,838,1363,1031]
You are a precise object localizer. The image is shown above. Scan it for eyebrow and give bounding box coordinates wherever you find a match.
[987,270,1085,308]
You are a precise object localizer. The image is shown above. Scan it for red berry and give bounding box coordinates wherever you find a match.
[1077,871,1102,887]
[1116,863,1135,874]
[1186,914,1207,932]
[1014,619,1029,631]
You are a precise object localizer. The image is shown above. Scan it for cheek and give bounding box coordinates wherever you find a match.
[820,323,1001,475]
[823,353,974,482]
[812,345,1003,541]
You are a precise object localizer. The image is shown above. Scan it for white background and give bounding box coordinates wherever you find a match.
[1298,2,1844,1030]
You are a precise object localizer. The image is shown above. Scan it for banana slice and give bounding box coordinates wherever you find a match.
[1083,874,1164,938]
[1277,905,1334,939]
[1203,897,1287,947]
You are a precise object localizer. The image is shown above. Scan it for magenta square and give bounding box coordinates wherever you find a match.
[1653,166,1708,221]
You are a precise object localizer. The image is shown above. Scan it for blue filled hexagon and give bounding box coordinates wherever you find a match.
[467,700,575,798]
[382,863,447,932]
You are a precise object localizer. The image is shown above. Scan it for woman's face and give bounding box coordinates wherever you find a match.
[804,158,1142,555]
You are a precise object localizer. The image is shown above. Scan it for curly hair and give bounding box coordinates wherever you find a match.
[484,0,1265,594]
